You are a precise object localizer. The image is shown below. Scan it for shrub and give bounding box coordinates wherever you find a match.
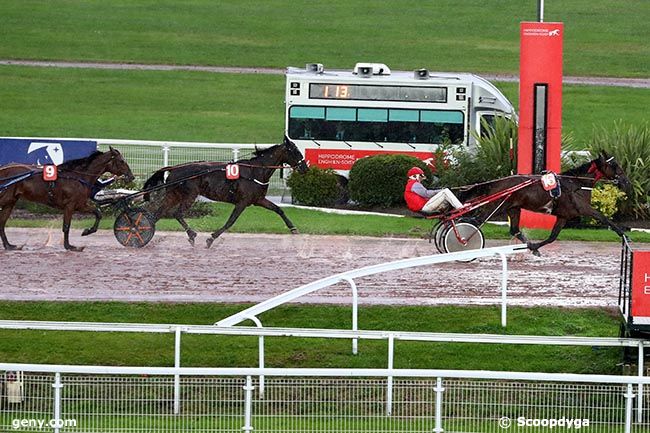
[434,116,517,188]
[287,167,340,207]
[348,154,432,207]
[589,121,650,219]
[588,183,627,225]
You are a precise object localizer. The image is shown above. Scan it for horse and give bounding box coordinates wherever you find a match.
[0,147,134,251]
[455,152,631,255]
[143,136,308,248]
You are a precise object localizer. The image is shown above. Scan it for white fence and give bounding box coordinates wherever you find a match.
[95,138,288,193]
[6,136,288,191]
[1,364,650,433]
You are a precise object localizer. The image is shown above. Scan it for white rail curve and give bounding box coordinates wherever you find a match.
[217,243,529,332]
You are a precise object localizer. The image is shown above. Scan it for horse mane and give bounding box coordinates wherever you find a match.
[58,151,104,170]
[252,143,281,157]
[561,160,593,177]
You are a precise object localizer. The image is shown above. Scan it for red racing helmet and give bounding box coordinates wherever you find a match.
[407,167,425,178]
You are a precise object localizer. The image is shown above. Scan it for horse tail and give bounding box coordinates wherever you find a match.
[142,169,167,201]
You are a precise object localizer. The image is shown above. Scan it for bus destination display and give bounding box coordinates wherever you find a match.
[309,84,447,103]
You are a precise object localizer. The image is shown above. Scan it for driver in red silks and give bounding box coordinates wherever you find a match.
[403,167,463,214]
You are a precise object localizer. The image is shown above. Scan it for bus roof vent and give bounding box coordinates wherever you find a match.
[414,69,430,80]
[306,63,324,73]
[353,63,391,77]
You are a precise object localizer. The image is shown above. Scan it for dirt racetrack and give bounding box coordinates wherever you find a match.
[0,227,628,309]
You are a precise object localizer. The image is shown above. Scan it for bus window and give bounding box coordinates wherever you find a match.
[288,105,464,145]
[420,110,464,144]
[289,106,325,139]
[479,114,496,138]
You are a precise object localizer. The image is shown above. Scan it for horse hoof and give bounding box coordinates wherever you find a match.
[4,244,22,251]
[206,237,215,249]
[66,245,85,252]
[290,227,299,235]
[81,229,94,237]
[530,248,541,257]
[187,231,197,246]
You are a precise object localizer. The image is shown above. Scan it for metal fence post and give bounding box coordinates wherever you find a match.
[245,315,265,398]
[433,377,445,433]
[638,342,645,423]
[242,376,254,432]
[233,148,240,162]
[52,372,62,433]
[499,252,508,327]
[342,277,358,355]
[386,333,394,416]
[174,327,181,415]
[162,144,170,167]
[624,383,635,433]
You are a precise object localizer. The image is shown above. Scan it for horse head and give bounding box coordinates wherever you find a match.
[104,146,135,183]
[282,136,308,174]
[593,151,631,192]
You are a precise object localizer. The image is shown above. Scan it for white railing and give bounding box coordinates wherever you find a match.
[4,136,287,190]
[217,244,529,334]
[1,364,649,433]
[0,320,647,425]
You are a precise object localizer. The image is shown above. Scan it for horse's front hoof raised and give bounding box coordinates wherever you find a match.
[81,228,95,237]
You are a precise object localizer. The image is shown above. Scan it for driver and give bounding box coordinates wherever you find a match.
[404,167,463,214]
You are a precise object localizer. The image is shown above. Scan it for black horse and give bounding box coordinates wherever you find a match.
[456,152,631,255]
[0,147,134,251]
[143,136,308,248]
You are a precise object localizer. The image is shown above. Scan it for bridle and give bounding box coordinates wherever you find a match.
[587,156,622,185]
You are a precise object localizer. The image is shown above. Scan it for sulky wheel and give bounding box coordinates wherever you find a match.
[443,222,485,259]
[114,208,156,248]
[433,222,450,254]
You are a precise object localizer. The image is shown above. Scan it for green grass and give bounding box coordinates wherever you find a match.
[7,202,650,243]
[0,67,648,148]
[0,301,624,374]
[0,1,648,77]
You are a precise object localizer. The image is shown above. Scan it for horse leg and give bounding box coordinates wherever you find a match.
[206,203,247,249]
[254,197,299,234]
[526,217,567,256]
[579,205,626,237]
[506,208,528,244]
[174,210,197,246]
[62,208,84,252]
[0,200,21,250]
[81,205,102,237]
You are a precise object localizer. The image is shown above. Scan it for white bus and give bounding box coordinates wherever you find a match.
[285,62,515,174]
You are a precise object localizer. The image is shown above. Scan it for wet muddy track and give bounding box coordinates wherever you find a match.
[0,228,624,309]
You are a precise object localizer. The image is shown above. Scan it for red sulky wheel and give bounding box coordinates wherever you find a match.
[113,208,156,248]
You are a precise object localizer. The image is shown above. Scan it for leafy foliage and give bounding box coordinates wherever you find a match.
[589,121,650,218]
[348,154,432,208]
[434,116,517,188]
[588,183,627,225]
[287,167,341,207]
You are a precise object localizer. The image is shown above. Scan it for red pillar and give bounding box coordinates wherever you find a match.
[518,22,563,229]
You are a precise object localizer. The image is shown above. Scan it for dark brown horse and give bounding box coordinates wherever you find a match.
[0,147,134,251]
[456,152,630,255]
[143,136,308,248]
